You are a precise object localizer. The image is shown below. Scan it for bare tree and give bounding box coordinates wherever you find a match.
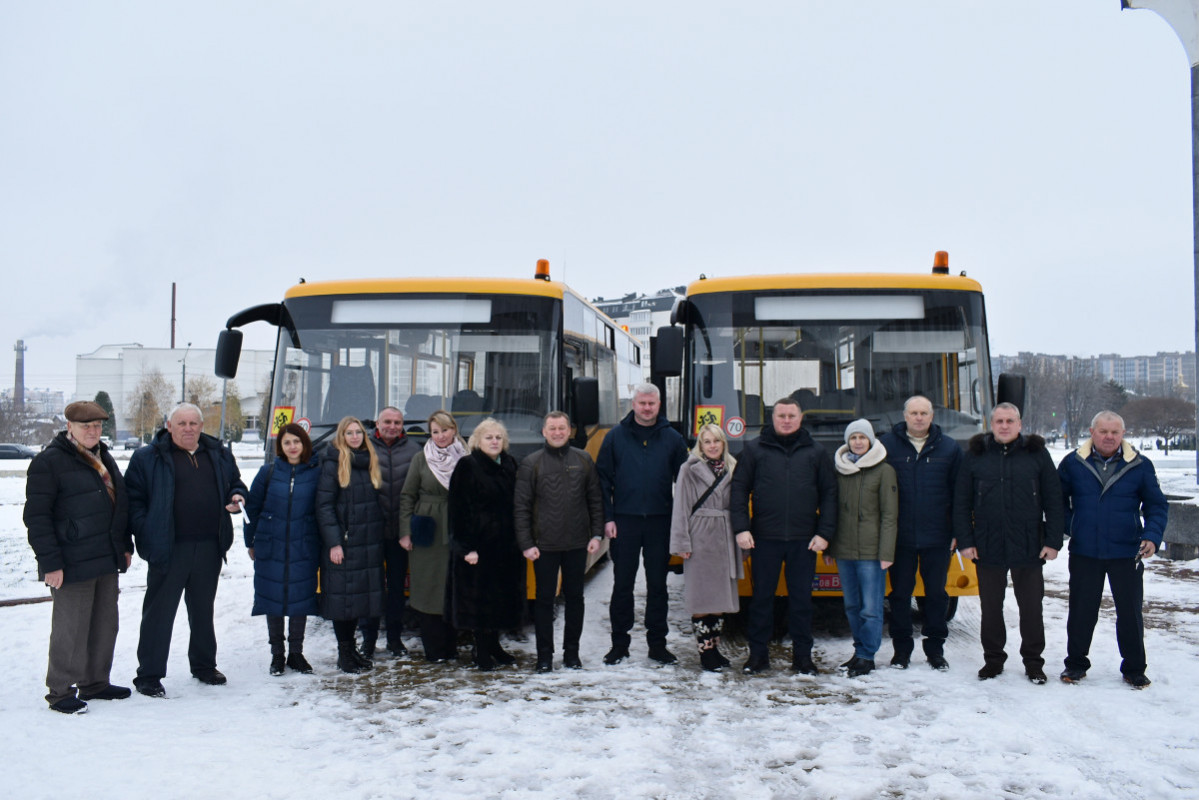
[1059,357,1112,448]
[186,375,219,409]
[128,368,175,441]
[1121,396,1197,455]
[0,398,33,443]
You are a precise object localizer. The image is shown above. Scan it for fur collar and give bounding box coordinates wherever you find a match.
[834,439,888,475]
[1075,438,1136,462]
[968,432,1045,456]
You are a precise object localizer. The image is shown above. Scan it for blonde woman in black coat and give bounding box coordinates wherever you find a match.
[446,418,524,671]
[316,416,386,674]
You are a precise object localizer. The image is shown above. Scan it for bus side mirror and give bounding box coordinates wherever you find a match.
[651,326,683,379]
[996,373,1027,416]
[215,329,243,379]
[573,377,599,428]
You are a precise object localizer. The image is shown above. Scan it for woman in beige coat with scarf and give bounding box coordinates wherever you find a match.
[670,424,744,671]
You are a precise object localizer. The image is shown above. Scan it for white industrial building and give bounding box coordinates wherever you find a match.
[75,343,274,437]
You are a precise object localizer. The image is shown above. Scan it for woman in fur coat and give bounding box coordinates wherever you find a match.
[446,417,524,671]
[669,424,743,671]
[828,419,897,677]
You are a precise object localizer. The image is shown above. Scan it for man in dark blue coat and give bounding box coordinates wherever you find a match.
[126,403,247,698]
[596,384,688,665]
[731,397,837,675]
[25,401,132,714]
[1058,410,1168,689]
[878,395,961,670]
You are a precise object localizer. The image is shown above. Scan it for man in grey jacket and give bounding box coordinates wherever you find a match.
[515,411,604,672]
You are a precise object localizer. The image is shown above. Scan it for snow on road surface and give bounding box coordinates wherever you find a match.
[1,445,1197,799]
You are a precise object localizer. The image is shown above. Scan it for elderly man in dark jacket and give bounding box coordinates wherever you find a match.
[359,406,417,658]
[25,401,132,714]
[878,395,962,671]
[596,384,689,666]
[515,411,605,672]
[126,403,246,698]
[956,402,1064,684]
[731,397,837,675]
[1058,410,1168,689]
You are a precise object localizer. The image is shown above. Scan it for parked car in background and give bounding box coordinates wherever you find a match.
[123,437,143,450]
[0,443,37,459]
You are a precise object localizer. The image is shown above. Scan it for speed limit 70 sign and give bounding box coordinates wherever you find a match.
[725,416,745,438]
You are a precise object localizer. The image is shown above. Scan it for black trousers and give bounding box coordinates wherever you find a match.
[977,562,1045,670]
[888,545,952,658]
[747,538,816,660]
[533,547,587,657]
[359,538,408,645]
[608,514,671,649]
[1064,552,1147,676]
[266,615,308,654]
[136,539,222,680]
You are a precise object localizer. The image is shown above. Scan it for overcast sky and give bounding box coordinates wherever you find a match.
[1,1,1194,396]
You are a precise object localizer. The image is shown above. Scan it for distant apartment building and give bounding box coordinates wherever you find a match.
[76,343,275,437]
[993,351,1197,398]
[0,386,65,418]
[592,287,684,372]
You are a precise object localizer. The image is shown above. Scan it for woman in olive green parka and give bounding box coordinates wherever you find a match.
[399,411,468,662]
[828,419,897,677]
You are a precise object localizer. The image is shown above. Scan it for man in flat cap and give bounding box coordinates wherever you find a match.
[25,400,132,714]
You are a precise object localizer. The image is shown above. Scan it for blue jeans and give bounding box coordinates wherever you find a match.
[838,559,886,660]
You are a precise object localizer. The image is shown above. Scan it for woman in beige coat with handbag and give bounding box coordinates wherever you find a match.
[670,424,743,671]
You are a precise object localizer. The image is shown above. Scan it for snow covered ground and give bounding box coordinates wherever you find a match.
[2,443,1197,800]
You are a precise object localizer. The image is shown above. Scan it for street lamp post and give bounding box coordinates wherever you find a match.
[1122,1,1199,479]
[179,342,192,404]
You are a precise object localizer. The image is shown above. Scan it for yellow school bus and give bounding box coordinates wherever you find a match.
[215,260,641,595]
[653,253,1023,619]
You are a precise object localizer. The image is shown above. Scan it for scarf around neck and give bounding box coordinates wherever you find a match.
[69,432,116,504]
[424,437,467,490]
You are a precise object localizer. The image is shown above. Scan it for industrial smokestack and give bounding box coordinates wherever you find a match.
[14,339,26,412]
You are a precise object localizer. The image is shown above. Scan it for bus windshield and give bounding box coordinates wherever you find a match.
[685,289,991,449]
[270,293,560,450]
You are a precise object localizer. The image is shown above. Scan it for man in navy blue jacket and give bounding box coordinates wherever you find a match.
[1058,410,1168,689]
[126,403,247,698]
[878,395,961,671]
[596,384,688,666]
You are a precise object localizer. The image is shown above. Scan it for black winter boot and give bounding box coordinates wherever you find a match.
[287,652,314,674]
[695,615,724,672]
[268,616,286,676]
[337,643,363,674]
[474,631,497,671]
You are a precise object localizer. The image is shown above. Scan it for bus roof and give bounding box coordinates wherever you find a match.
[685,273,983,295]
[283,277,566,300]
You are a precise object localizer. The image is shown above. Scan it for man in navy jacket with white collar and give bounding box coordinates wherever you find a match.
[1058,410,1168,689]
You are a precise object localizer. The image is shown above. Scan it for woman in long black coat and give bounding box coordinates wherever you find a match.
[446,417,524,671]
[316,416,386,674]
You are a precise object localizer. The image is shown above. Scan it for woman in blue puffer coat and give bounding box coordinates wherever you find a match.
[244,423,322,676]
